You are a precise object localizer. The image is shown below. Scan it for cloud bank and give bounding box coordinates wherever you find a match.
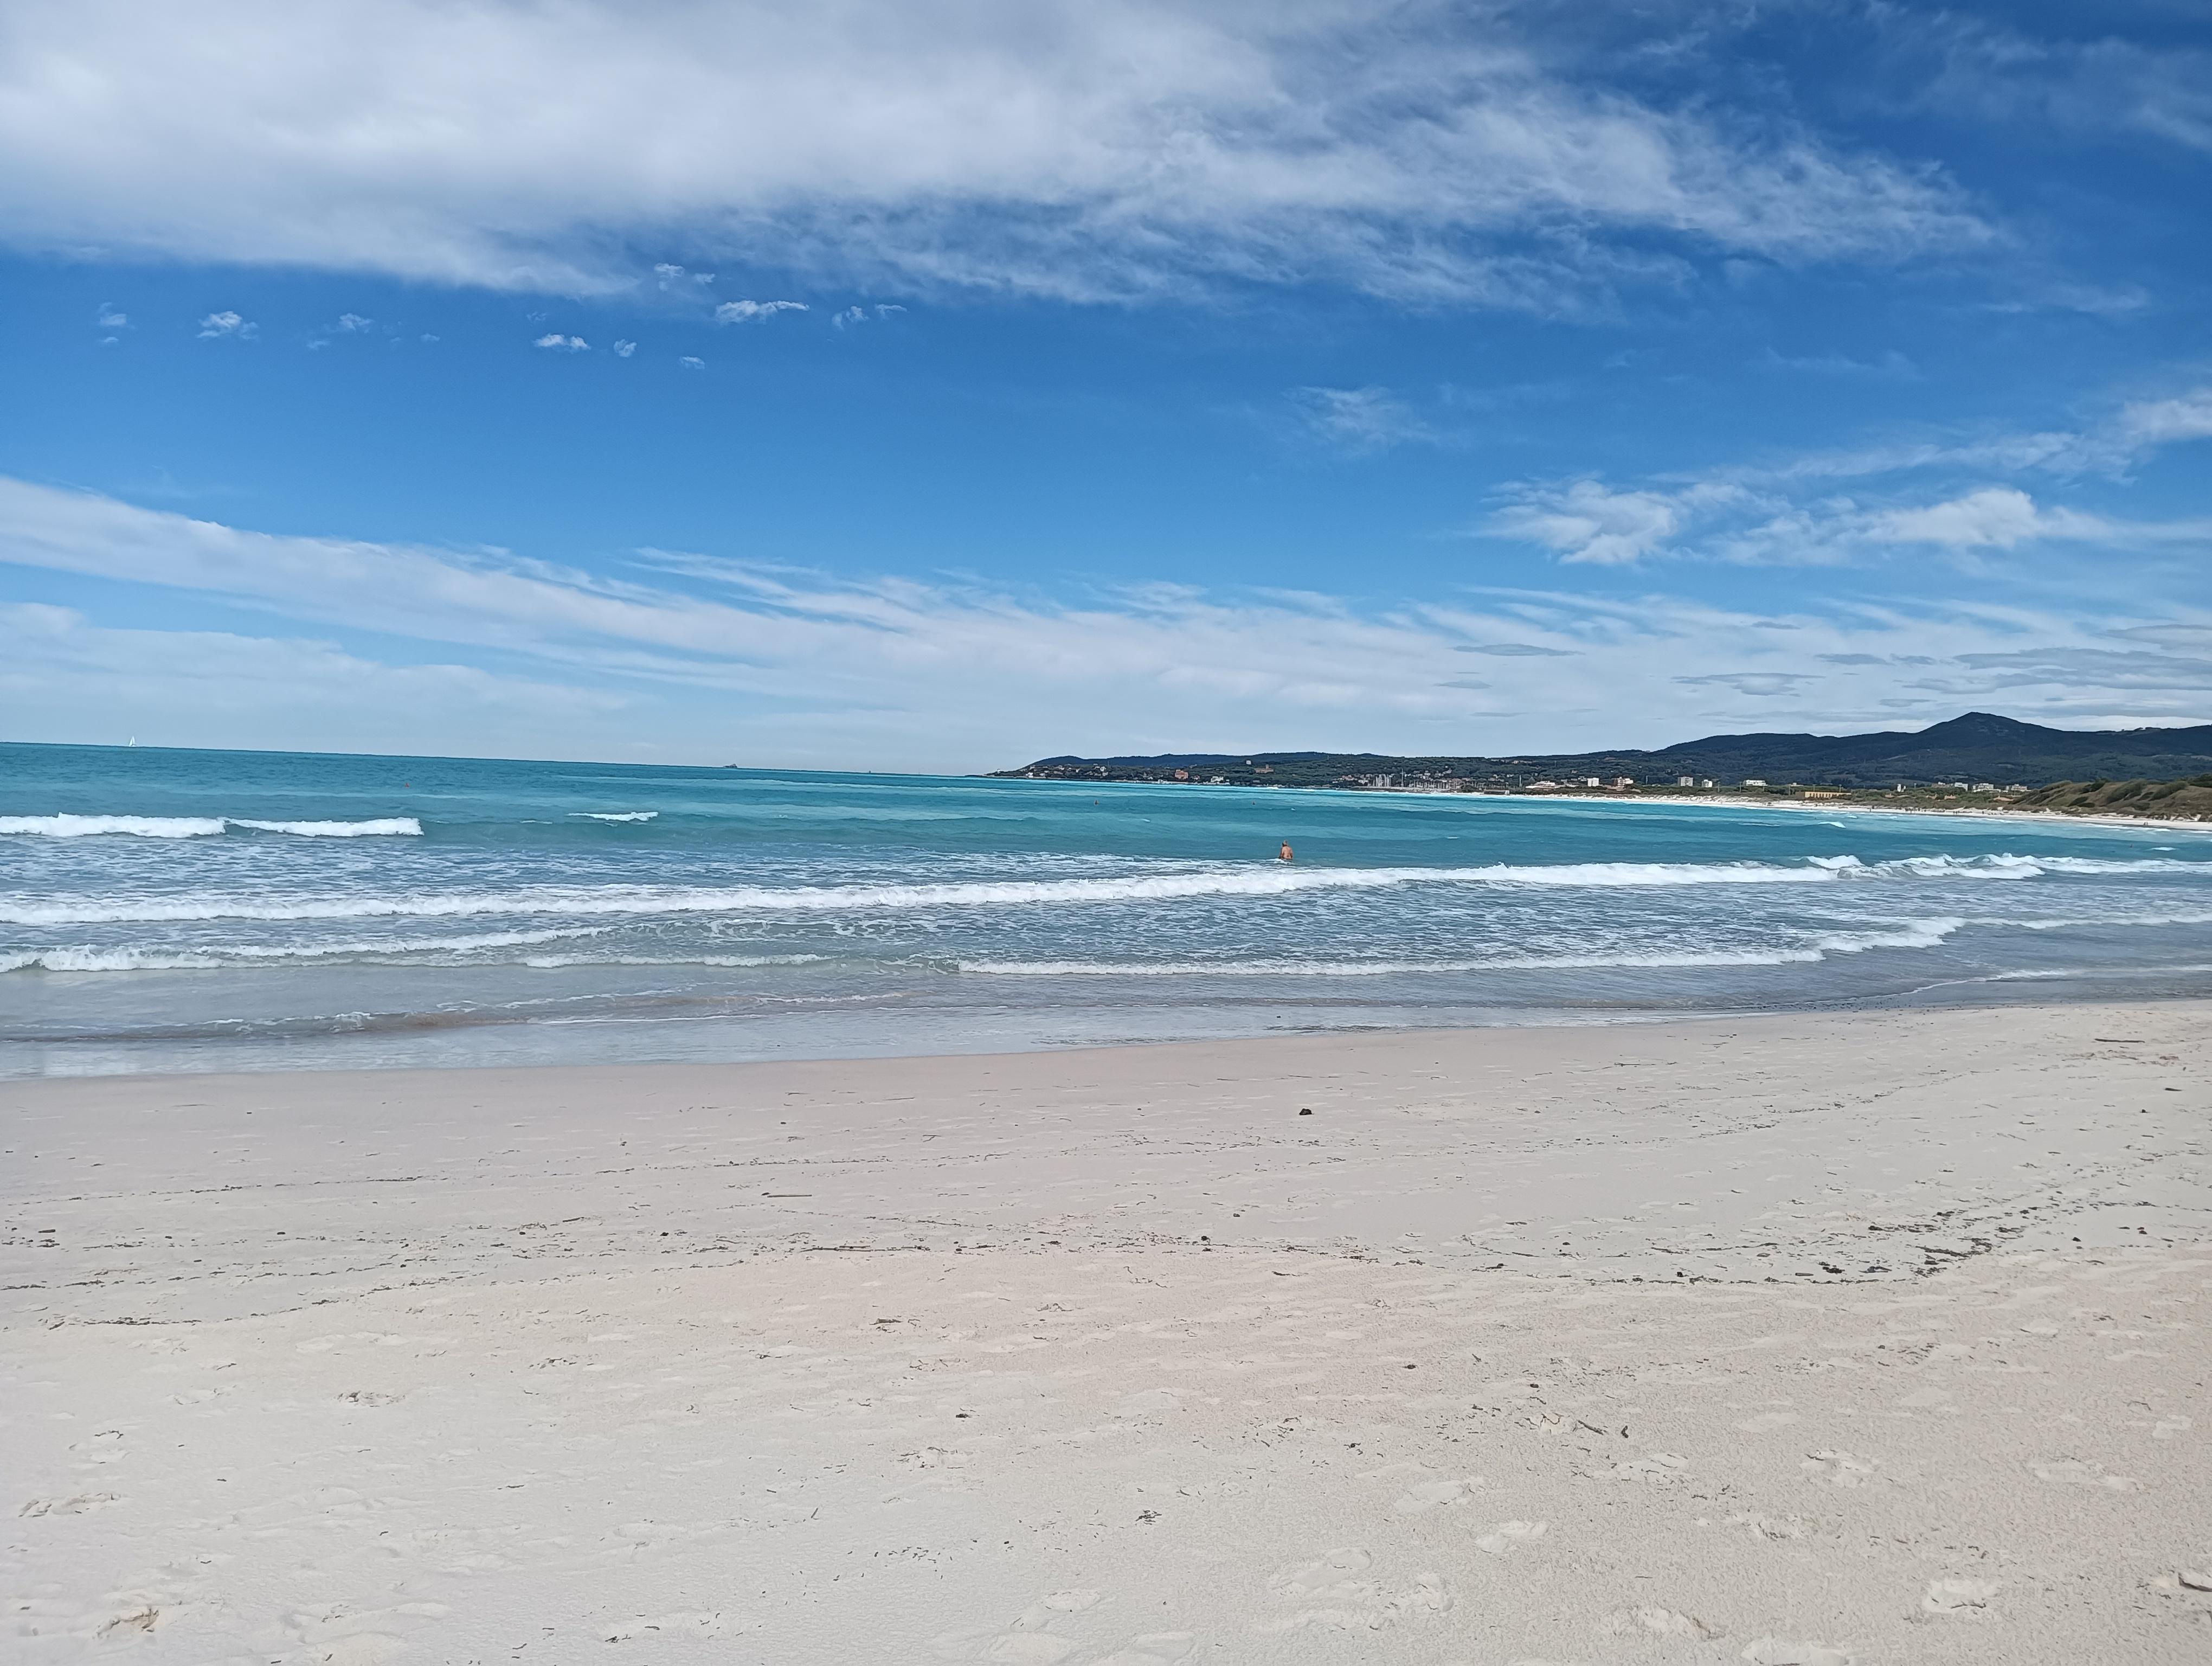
[1,477,2202,769]
[0,0,1990,306]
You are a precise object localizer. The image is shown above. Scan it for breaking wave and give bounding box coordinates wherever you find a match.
[2,850,2200,928]
[571,811,659,823]
[958,919,1966,977]
[0,813,421,839]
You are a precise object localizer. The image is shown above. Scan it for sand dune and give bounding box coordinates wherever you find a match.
[6,1002,2209,1662]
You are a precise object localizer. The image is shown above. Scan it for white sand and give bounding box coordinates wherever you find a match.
[6,1001,2210,1663]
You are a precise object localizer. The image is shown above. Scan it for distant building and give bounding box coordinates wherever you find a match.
[1612,776,1634,789]
[1583,776,1602,787]
[1677,775,1695,786]
[1174,768,1189,780]
[1743,778,1767,787]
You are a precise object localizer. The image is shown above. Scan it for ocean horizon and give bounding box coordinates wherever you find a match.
[4,739,2210,1078]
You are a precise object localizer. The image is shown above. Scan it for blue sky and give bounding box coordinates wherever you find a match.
[1,0,2207,771]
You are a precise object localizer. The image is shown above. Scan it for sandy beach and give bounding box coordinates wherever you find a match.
[7,1001,2209,1663]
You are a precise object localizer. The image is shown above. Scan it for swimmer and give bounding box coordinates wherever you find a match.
[1278,841,1294,862]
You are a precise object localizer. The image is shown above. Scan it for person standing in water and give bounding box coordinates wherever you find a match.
[1278,840,1294,862]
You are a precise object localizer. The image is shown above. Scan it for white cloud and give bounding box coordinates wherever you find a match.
[612,338,637,357]
[1864,486,2105,549]
[336,311,372,331]
[2119,390,2212,446]
[678,355,705,370]
[94,302,127,328]
[1482,386,2212,567]
[533,332,589,350]
[0,602,626,757]
[2,476,2202,766]
[1289,387,1433,454]
[716,299,807,324]
[196,309,254,338]
[831,305,866,329]
[1891,13,2212,156]
[0,1,1991,306]
[1488,480,1745,565]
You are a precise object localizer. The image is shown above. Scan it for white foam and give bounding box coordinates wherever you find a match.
[0,814,224,838]
[966,918,1969,976]
[1,946,226,971]
[957,950,1825,976]
[229,818,422,837]
[3,850,2202,928]
[0,813,419,838]
[0,927,604,973]
[571,811,659,823]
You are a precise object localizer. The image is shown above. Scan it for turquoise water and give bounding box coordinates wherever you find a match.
[3,741,2209,1075]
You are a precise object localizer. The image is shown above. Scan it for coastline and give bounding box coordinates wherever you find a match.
[1271,782,2212,834]
[9,1001,2209,1660]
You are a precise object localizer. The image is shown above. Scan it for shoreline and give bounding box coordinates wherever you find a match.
[1277,781,2212,834]
[8,1001,2210,1659]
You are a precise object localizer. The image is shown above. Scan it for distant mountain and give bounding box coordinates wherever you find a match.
[1000,713,2212,790]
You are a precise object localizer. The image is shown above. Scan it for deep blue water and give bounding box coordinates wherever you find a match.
[3,741,2209,1075]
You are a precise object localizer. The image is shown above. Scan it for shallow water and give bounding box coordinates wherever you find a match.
[4,741,2209,1075]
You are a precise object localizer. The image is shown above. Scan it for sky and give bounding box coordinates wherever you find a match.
[1,0,2208,773]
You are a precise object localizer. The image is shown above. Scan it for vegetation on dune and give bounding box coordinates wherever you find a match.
[2010,774,2212,820]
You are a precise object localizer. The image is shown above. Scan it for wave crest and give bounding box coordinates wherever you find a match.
[0,813,420,839]
[2,850,2202,927]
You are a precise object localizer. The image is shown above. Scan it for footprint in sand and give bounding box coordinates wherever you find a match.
[1269,1547,1376,1603]
[602,1611,750,1642]
[1091,1635,1193,1666]
[2031,1459,2141,1491]
[1736,1411,1800,1432]
[1604,1451,1690,1482]
[1602,1607,1722,1640]
[931,1591,1103,1664]
[18,1492,118,1517]
[1800,1450,1876,1487]
[1263,1549,1449,1632]
[1115,1388,1183,1418]
[1728,1513,1807,1542]
[1475,1521,1547,1555]
[1741,1640,1853,1665]
[1394,1478,1472,1513]
[1922,1578,1999,1616]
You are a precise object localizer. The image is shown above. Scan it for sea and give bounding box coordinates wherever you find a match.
[3,741,2209,1078]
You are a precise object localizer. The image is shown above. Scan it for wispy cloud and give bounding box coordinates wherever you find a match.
[0,2,1992,307]
[1758,347,1917,379]
[715,300,808,324]
[1482,385,2212,566]
[196,309,254,339]
[1,477,2202,766]
[1288,387,1435,455]
[1877,9,2212,156]
[1487,480,1745,565]
[533,332,589,351]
